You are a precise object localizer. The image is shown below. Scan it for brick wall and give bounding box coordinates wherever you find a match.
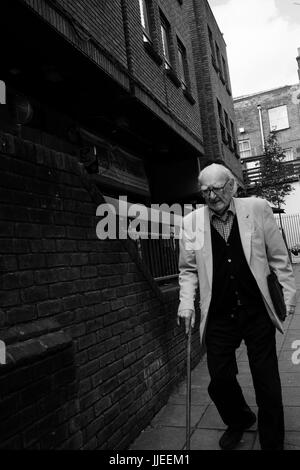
[0,132,202,449]
[21,0,204,151]
[188,0,242,180]
[234,84,300,158]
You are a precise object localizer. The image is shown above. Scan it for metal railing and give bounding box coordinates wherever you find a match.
[275,214,300,249]
[136,236,180,281]
[242,157,300,188]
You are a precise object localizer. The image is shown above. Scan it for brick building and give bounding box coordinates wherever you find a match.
[0,0,241,449]
[188,0,241,178]
[234,81,300,215]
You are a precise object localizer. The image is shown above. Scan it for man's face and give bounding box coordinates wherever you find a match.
[200,169,234,215]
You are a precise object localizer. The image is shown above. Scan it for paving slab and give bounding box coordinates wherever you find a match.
[279,371,300,387]
[283,407,300,431]
[168,388,211,406]
[151,404,206,428]
[129,426,186,450]
[197,403,258,430]
[190,428,256,450]
[282,387,300,406]
[285,432,300,450]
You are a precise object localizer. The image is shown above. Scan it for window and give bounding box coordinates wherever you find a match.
[138,0,152,43]
[215,43,222,76]
[177,39,189,90]
[283,148,294,162]
[230,120,235,140]
[160,13,172,69]
[222,56,228,84]
[224,111,232,147]
[239,139,252,159]
[208,26,216,65]
[230,120,237,153]
[217,99,226,143]
[217,99,223,121]
[268,105,289,132]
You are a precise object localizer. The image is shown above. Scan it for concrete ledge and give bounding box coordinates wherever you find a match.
[0,319,72,372]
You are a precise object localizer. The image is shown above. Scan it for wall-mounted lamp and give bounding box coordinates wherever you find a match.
[14,94,33,125]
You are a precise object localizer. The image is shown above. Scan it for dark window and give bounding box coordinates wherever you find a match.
[208,26,216,66]
[217,99,227,144]
[224,111,231,145]
[138,0,153,43]
[217,99,223,121]
[160,13,172,69]
[222,56,228,84]
[177,38,189,90]
[215,43,222,72]
[230,120,236,141]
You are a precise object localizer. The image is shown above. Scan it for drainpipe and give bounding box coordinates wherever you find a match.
[257,104,265,152]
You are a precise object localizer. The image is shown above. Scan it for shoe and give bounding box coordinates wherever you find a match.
[219,412,256,450]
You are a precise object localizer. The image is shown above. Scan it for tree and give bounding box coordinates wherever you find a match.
[252,132,293,209]
[251,132,294,259]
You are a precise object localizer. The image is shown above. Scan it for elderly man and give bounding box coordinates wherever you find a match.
[177,163,297,450]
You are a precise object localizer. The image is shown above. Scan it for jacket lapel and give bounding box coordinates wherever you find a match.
[234,198,252,265]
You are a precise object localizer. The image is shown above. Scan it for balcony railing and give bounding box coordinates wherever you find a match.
[242,156,300,188]
[275,213,300,250]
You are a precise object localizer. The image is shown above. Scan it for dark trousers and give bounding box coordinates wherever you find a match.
[205,305,284,450]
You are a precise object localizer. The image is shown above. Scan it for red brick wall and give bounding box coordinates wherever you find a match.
[0,132,201,449]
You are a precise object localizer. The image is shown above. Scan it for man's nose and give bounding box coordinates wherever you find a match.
[208,190,217,200]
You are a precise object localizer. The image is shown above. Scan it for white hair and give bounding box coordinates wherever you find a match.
[198,163,238,196]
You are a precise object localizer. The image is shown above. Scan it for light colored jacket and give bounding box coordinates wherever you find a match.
[178,197,297,344]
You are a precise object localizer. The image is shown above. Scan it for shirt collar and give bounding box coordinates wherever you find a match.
[209,198,236,222]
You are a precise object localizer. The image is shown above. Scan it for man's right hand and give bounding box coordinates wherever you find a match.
[177,309,195,335]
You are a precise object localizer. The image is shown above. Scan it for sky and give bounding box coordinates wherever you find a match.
[208,0,300,97]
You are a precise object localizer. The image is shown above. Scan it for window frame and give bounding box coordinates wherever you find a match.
[160,13,172,70]
[224,110,232,148]
[215,43,223,79]
[177,37,189,90]
[138,0,152,43]
[222,56,228,85]
[239,139,252,159]
[208,26,217,69]
[268,105,289,132]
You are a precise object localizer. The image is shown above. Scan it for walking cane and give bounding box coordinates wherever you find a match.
[186,316,192,450]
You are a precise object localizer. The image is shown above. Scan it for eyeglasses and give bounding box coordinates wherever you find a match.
[200,179,230,198]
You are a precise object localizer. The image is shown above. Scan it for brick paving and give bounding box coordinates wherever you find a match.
[130,265,300,450]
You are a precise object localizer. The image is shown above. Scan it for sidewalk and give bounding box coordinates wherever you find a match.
[130,265,300,451]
